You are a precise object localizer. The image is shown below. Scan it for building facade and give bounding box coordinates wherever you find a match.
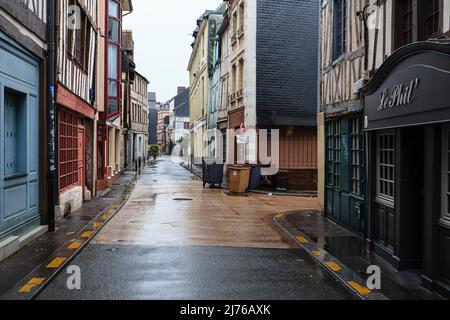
[96,0,133,191]
[55,0,99,217]
[207,6,226,158]
[217,12,231,162]
[156,102,171,152]
[320,0,450,298]
[148,92,158,145]
[223,0,319,191]
[128,70,149,171]
[188,10,215,165]
[173,87,190,157]
[318,0,367,234]
[362,0,450,298]
[0,0,48,242]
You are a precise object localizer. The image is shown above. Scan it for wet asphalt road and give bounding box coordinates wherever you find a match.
[37,157,353,300]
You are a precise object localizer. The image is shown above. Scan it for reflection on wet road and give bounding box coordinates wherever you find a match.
[37,157,353,300]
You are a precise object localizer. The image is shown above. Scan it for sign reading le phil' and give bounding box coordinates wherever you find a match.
[364,44,450,131]
[377,78,419,111]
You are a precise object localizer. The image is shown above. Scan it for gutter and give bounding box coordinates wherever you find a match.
[46,0,58,232]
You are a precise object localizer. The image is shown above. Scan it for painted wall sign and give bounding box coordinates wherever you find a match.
[377,78,419,111]
[363,43,450,131]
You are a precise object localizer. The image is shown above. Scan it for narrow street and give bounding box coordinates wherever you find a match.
[36,157,352,300]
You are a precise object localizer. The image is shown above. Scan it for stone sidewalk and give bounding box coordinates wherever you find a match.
[0,172,137,298]
[274,211,444,300]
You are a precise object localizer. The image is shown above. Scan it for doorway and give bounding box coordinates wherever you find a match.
[371,126,424,270]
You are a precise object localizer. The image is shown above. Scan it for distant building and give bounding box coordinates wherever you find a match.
[157,103,172,152]
[148,92,158,145]
[173,88,190,157]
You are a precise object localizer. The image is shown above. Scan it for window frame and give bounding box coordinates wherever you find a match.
[441,125,450,227]
[67,0,90,71]
[326,119,341,189]
[332,0,347,61]
[394,0,443,49]
[376,131,395,204]
[106,0,122,119]
[350,117,364,196]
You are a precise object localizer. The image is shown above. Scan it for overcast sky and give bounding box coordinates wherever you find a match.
[123,1,222,103]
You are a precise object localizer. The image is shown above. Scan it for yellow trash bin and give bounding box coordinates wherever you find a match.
[228,165,251,194]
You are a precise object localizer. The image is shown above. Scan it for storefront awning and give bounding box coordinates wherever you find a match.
[363,41,450,131]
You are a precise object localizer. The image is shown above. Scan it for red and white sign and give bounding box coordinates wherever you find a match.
[240,122,246,133]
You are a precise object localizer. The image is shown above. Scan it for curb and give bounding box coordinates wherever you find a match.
[273,213,388,301]
[248,189,318,198]
[1,173,139,300]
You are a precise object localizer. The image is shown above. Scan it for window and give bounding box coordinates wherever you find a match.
[398,0,414,47]
[106,0,121,118]
[377,132,395,201]
[351,117,364,195]
[442,126,450,225]
[4,90,27,176]
[423,0,440,39]
[395,0,441,48]
[58,109,79,191]
[326,120,341,188]
[67,0,90,69]
[333,0,347,60]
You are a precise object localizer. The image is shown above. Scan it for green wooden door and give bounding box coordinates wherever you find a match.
[325,116,366,234]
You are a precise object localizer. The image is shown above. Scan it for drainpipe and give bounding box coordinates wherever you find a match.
[46,0,58,232]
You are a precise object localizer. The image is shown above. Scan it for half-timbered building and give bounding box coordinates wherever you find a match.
[0,0,49,254]
[55,0,98,216]
[318,0,367,234]
[96,0,132,191]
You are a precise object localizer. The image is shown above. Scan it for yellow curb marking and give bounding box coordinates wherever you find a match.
[275,213,285,219]
[19,284,36,293]
[19,277,46,293]
[100,215,110,221]
[28,278,46,285]
[47,257,66,269]
[296,236,309,244]
[68,241,82,250]
[312,250,321,256]
[325,261,342,272]
[81,231,94,238]
[348,281,371,296]
[93,222,103,228]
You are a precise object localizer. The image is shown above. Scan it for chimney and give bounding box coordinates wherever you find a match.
[177,86,186,95]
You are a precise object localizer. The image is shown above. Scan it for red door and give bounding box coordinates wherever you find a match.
[77,124,85,199]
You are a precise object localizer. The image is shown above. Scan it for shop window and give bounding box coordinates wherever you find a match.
[351,117,364,195]
[333,0,347,61]
[3,90,27,177]
[376,132,395,202]
[59,109,79,191]
[442,126,450,225]
[326,120,341,188]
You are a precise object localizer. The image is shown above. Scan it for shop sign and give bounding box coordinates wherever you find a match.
[377,78,419,111]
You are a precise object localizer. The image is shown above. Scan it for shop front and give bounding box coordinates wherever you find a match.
[363,42,450,298]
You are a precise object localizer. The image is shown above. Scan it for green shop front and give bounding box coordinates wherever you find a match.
[325,113,366,235]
